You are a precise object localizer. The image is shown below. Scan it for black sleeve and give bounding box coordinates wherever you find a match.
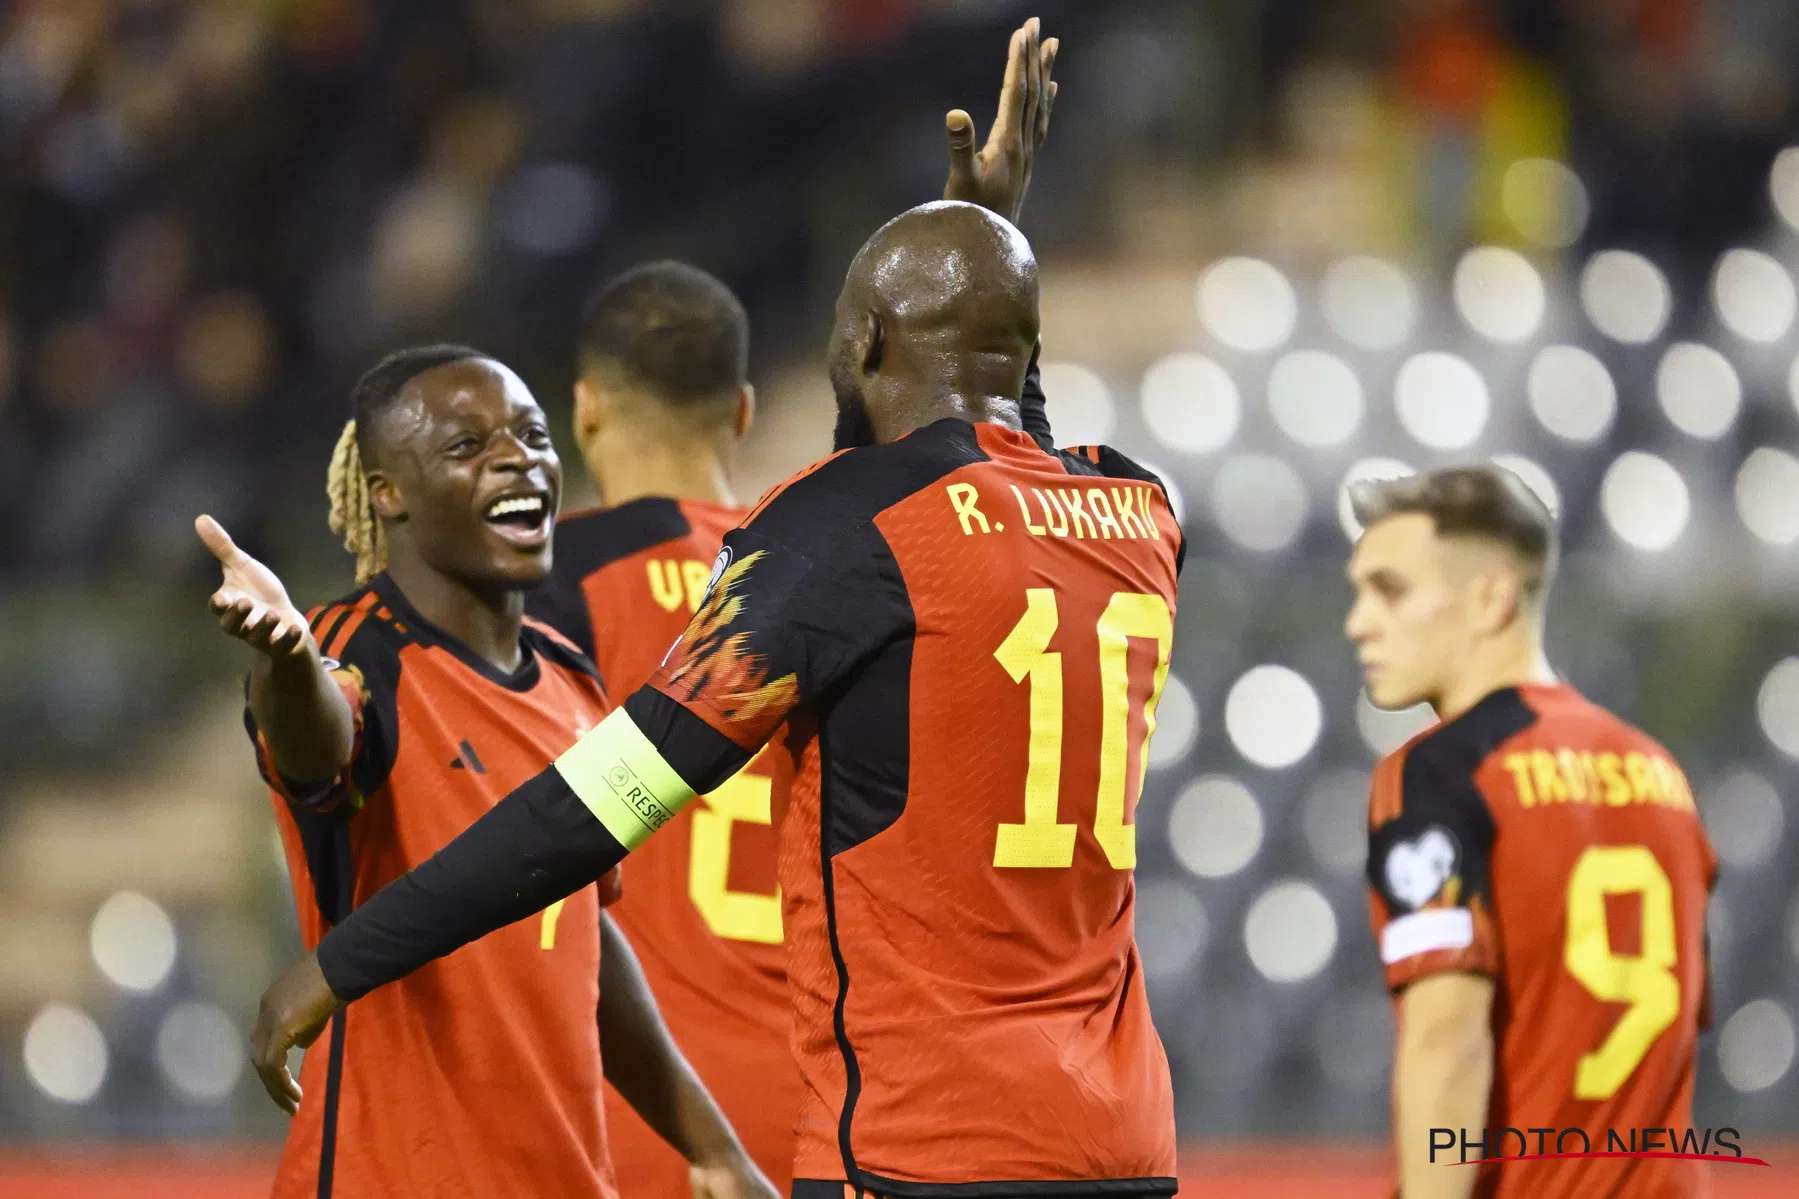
[624,686,751,795]
[314,767,627,1001]
[1019,342,1053,452]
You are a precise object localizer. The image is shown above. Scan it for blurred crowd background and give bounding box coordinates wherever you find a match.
[3,0,1799,1164]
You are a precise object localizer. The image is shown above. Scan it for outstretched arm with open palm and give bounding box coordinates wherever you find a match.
[197,514,354,788]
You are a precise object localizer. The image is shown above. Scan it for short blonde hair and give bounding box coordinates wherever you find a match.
[1349,465,1557,595]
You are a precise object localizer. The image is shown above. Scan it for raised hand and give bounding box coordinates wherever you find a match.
[943,16,1059,225]
[197,514,311,659]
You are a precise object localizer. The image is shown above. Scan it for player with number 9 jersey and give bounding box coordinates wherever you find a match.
[528,496,796,1199]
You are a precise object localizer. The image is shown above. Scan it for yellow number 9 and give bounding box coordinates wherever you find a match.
[1563,845,1681,1099]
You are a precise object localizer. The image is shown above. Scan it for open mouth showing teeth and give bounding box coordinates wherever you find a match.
[484,494,548,527]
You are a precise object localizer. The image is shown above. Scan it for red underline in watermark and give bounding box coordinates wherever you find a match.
[1451,1152,1771,1168]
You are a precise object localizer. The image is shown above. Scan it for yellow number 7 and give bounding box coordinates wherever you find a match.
[1564,845,1681,1098]
[993,589,1172,870]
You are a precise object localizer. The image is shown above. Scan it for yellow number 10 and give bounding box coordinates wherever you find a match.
[1564,845,1681,1099]
[993,589,1172,870]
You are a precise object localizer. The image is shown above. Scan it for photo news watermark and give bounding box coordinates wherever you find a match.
[1429,1127,1771,1168]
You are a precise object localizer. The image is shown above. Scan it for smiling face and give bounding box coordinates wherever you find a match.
[365,357,562,589]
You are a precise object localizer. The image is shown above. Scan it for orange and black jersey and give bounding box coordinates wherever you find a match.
[1367,683,1716,1199]
[311,364,1185,1196]
[248,574,618,1199]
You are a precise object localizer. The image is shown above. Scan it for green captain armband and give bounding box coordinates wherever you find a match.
[554,708,697,850]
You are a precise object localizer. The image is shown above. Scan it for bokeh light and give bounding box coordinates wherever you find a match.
[1244,880,1338,983]
[1718,1000,1796,1093]
[23,1004,108,1104]
[1320,256,1416,351]
[156,1001,246,1102]
[1712,249,1796,343]
[1756,658,1799,758]
[1491,454,1563,518]
[1527,345,1616,443]
[1134,879,1208,981]
[1656,343,1741,440]
[1302,769,1371,876]
[1225,665,1323,769]
[1773,147,1799,234]
[1147,673,1199,770]
[1394,352,1489,449]
[1702,770,1783,870]
[1140,352,1239,453]
[1354,692,1437,756]
[1453,246,1546,343]
[1211,454,1309,553]
[1168,775,1264,879]
[1599,452,1690,551]
[1039,362,1115,446]
[1268,350,1364,448]
[90,890,177,992]
[1338,457,1416,540]
[1580,250,1671,344]
[1501,158,1590,248]
[1735,449,1799,546]
[1199,257,1297,352]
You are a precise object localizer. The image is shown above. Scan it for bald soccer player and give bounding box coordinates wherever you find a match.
[253,193,1185,1196]
[1347,467,1715,1199]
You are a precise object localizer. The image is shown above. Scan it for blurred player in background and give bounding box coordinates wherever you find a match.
[252,22,1191,1198]
[197,346,773,1199]
[525,262,797,1197]
[1346,467,1716,1199]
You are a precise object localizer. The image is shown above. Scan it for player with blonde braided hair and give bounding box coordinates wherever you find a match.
[192,343,775,1199]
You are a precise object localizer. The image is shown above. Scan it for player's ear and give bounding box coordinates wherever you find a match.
[367,470,407,523]
[857,312,884,377]
[733,383,755,440]
[573,377,608,446]
[1474,566,1521,636]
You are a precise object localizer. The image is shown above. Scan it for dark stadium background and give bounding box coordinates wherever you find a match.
[1,0,1797,1193]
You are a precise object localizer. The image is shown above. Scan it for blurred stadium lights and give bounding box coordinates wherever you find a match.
[1712,249,1797,344]
[1169,775,1264,880]
[1268,350,1364,448]
[1337,456,1416,540]
[1224,664,1323,769]
[90,890,177,993]
[1039,361,1115,445]
[1491,454,1563,518]
[1580,250,1672,344]
[1735,448,1799,546]
[1656,343,1742,440]
[1198,257,1297,352]
[1146,673,1198,769]
[1302,768,1373,877]
[1701,770,1784,871]
[1789,353,1799,419]
[1499,158,1590,249]
[1134,879,1208,982]
[1244,880,1338,984]
[23,1004,108,1105]
[1320,255,1417,350]
[1717,1000,1796,1094]
[155,1001,246,1103]
[1140,352,1239,453]
[1394,352,1489,449]
[1354,691,1436,756]
[1772,147,1799,233]
[1210,454,1309,552]
[1528,344,1617,443]
[1755,657,1799,758]
[1600,451,1691,551]
[1453,246,1546,343]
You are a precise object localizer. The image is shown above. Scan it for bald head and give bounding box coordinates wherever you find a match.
[828,202,1040,448]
